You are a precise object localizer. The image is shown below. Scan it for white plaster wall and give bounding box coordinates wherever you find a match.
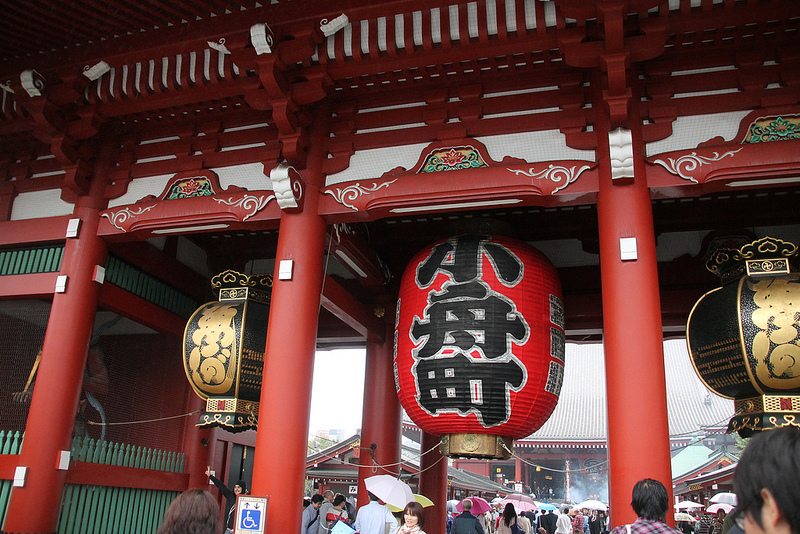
[326,130,595,186]
[645,111,751,157]
[11,190,73,220]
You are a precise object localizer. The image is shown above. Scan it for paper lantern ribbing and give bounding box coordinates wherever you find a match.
[394,234,565,459]
[687,236,800,436]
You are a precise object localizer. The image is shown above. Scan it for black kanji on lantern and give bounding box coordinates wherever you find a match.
[410,280,527,359]
[409,235,530,428]
[415,353,525,426]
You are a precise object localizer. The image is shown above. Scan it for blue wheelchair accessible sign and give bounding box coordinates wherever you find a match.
[234,496,269,534]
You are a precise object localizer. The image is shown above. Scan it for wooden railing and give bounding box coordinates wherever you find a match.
[0,433,188,534]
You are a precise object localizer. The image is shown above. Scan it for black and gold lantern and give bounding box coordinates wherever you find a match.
[183,270,272,432]
[687,237,800,436]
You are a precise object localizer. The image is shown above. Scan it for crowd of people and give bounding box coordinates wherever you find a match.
[152,427,799,534]
[443,501,609,534]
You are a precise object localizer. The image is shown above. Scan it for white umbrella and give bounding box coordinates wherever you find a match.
[364,474,414,509]
[709,492,737,506]
[675,501,704,510]
[500,494,537,513]
[707,503,734,514]
[575,500,607,511]
[675,513,695,522]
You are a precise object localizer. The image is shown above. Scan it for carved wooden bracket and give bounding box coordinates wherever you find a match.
[268,162,304,213]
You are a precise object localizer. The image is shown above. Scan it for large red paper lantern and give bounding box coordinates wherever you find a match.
[395,234,565,459]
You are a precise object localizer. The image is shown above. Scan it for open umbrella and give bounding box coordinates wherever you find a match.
[364,474,414,509]
[457,497,492,515]
[447,500,460,514]
[675,501,704,510]
[675,513,695,522]
[575,500,607,511]
[387,493,435,513]
[709,493,737,506]
[707,503,734,514]
[537,503,559,512]
[500,494,538,513]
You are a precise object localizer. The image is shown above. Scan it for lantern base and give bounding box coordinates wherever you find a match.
[728,395,800,437]
[439,433,514,459]
[196,397,259,433]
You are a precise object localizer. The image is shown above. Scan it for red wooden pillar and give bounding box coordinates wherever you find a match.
[184,393,213,488]
[4,174,109,533]
[357,324,402,508]
[419,431,447,534]
[251,117,328,534]
[596,111,673,524]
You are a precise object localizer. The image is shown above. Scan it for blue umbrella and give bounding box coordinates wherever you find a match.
[537,503,558,511]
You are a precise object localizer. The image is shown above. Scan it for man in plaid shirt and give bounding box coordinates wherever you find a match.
[609,480,682,534]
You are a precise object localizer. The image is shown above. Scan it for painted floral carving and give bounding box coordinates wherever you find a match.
[420,147,487,173]
[745,116,800,143]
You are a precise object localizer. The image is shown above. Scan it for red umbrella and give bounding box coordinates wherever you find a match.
[457,497,492,515]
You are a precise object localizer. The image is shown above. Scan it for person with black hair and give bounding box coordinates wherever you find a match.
[608,479,681,534]
[302,494,325,534]
[205,466,247,534]
[733,426,800,534]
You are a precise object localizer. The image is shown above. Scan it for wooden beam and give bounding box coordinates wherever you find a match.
[319,274,384,343]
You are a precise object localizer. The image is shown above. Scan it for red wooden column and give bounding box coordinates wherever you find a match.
[596,109,673,524]
[357,324,402,507]
[4,173,109,533]
[183,393,213,488]
[418,431,447,534]
[251,120,328,534]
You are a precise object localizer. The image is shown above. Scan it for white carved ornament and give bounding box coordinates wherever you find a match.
[250,24,275,55]
[20,69,45,97]
[324,180,397,211]
[102,205,157,231]
[83,61,111,81]
[609,128,634,180]
[207,38,231,55]
[320,14,349,37]
[507,164,592,193]
[652,148,743,183]
[269,163,303,210]
[213,194,275,220]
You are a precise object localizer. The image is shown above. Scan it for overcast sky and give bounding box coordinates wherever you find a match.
[309,348,366,439]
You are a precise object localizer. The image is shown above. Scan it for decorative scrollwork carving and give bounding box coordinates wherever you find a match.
[101,205,157,231]
[652,149,742,183]
[213,194,274,220]
[320,14,349,37]
[324,180,397,211]
[507,165,591,193]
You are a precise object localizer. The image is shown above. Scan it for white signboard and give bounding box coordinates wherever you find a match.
[234,495,269,534]
[349,485,358,495]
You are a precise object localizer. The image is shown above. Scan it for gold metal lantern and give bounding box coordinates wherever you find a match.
[687,237,800,436]
[183,270,272,432]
